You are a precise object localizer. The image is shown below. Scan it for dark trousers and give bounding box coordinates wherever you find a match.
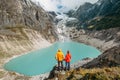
[65,62,70,70]
[58,61,63,71]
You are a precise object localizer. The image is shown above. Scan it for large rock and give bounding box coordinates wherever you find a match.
[83,45,120,68]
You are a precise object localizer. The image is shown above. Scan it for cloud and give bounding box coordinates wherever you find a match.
[31,0,98,12]
[31,0,58,11]
[60,0,98,11]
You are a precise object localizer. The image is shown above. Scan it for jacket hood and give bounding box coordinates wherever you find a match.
[58,49,62,52]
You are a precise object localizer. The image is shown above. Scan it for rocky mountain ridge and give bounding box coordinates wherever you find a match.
[67,0,120,30]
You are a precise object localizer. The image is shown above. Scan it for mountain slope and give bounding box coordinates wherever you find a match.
[69,0,120,30]
[0,0,56,41]
[0,0,57,79]
[0,0,57,55]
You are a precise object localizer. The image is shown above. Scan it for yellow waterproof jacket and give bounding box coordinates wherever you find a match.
[55,50,64,61]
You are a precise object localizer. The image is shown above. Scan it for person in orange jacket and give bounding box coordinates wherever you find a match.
[65,50,71,71]
[55,49,64,71]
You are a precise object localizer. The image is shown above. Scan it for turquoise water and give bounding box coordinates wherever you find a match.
[4,41,101,76]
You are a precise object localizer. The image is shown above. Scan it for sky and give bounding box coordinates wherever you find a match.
[32,0,98,12]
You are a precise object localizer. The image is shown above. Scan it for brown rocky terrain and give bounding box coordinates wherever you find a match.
[48,67,120,80]
[68,27,120,67]
[69,27,120,52]
[0,0,57,79]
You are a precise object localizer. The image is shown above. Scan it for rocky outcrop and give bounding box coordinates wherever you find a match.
[86,28,120,43]
[83,45,120,68]
[65,18,79,27]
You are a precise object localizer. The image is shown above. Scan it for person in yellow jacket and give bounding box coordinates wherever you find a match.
[55,49,64,71]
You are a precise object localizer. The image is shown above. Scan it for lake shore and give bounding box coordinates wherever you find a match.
[3,41,98,80]
[30,58,93,80]
[68,27,119,52]
[2,27,119,80]
[0,38,52,80]
[1,54,93,80]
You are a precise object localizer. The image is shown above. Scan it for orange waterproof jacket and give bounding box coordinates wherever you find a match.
[65,53,71,62]
[55,49,64,61]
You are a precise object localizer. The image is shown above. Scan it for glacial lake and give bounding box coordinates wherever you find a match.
[4,41,101,76]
